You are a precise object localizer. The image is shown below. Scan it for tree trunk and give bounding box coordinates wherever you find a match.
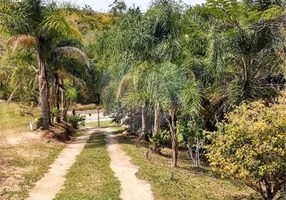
[50,76,56,123]
[170,109,178,167]
[141,105,148,136]
[171,129,178,167]
[62,101,70,123]
[38,53,49,130]
[153,103,161,153]
[54,73,60,123]
[97,109,100,128]
[61,79,68,122]
[153,103,160,136]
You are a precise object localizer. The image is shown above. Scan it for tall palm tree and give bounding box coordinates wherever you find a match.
[0,0,83,129]
[50,47,89,122]
[204,0,283,110]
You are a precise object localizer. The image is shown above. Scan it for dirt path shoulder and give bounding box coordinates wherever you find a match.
[105,128,154,200]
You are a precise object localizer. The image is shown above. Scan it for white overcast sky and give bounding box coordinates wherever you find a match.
[67,0,206,12]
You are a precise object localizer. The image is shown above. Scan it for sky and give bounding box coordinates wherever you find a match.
[69,0,206,12]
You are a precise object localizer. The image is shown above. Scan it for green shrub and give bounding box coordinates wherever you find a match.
[206,101,286,200]
[67,115,86,129]
[149,134,164,153]
[51,107,61,118]
[35,116,42,128]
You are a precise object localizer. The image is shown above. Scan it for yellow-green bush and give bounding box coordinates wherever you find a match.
[207,101,286,200]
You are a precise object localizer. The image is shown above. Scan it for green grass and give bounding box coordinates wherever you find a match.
[0,102,38,139]
[75,130,87,136]
[54,133,121,200]
[0,142,66,200]
[86,120,116,128]
[116,134,256,200]
[73,103,104,111]
[86,120,126,131]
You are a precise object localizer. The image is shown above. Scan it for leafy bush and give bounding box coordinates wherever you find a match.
[35,116,42,128]
[51,107,61,122]
[206,101,286,200]
[67,115,86,129]
[149,134,164,153]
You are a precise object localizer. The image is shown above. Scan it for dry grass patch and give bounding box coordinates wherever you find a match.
[0,141,66,200]
[0,102,69,200]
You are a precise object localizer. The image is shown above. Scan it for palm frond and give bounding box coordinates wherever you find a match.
[122,91,148,108]
[180,81,202,117]
[101,81,117,110]
[7,35,37,51]
[55,46,89,65]
[58,70,87,97]
[39,9,82,41]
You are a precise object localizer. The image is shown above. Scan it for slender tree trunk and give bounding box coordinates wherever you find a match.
[170,109,178,167]
[46,73,51,125]
[54,73,60,123]
[62,101,70,123]
[171,130,178,167]
[153,103,160,136]
[97,109,100,128]
[50,76,56,123]
[61,79,68,122]
[153,103,161,153]
[141,105,148,136]
[38,53,49,130]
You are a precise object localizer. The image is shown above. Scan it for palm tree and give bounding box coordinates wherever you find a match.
[151,62,200,167]
[0,0,83,129]
[98,0,202,167]
[49,45,89,122]
[204,0,283,111]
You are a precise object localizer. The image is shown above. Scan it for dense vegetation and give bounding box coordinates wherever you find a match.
[0,0,285,199]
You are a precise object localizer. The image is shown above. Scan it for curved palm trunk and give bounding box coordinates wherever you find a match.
[38,53,49,130]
